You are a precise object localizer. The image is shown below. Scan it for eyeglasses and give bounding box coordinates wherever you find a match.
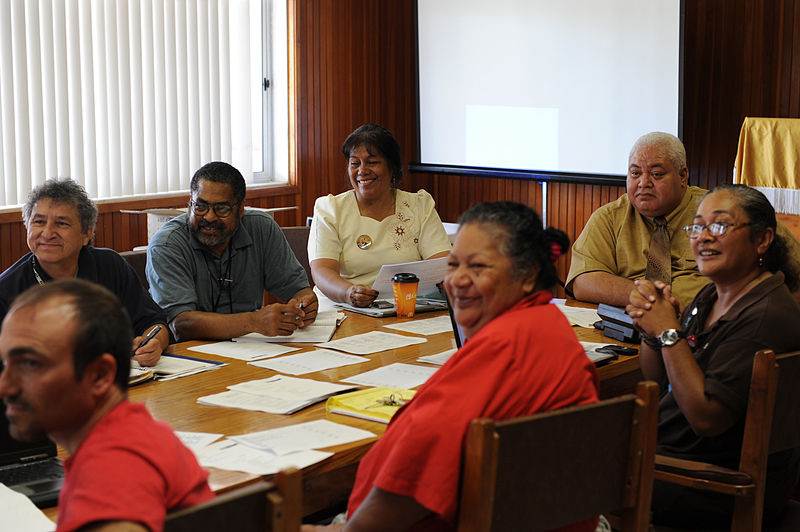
[683,221,750,239]
[189,200,238,218]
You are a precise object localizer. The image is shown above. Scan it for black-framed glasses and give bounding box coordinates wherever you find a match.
[189,200,238,218]
[683,221,750,239]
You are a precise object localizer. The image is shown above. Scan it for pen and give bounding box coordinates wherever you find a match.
[134,325,163,353]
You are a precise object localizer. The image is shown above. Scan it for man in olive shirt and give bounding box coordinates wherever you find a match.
[567,132,800,307]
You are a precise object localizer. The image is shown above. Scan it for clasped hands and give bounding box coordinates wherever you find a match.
[626,279,682,338]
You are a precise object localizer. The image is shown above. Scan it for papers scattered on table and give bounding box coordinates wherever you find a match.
[326,387,416,423]
[175,431,224,451]
[230,419,376,455]
[342,362,438,389]
[554,303,600,328]
[234,311,346,343]
[417,348,457,366]
[197,375,356,414]
[133,353,225,380]
[196,439,332,475]
[382,315,454,336]
[371,257,448,298]
[0,483,55,531]
[316,331,427,355]
[189,341,300,361]
[249,349,368,375]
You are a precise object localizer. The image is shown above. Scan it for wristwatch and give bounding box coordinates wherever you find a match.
[657,328,686,347]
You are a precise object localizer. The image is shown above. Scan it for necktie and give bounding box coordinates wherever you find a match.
[646,216,671,285]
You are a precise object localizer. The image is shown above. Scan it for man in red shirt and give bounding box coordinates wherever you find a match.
[0,279,213,532]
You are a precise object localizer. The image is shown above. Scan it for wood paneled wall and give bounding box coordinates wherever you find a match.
[682,0,800,190]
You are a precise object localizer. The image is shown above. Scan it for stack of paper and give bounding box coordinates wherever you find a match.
[230,419,376,454]
[249,349,368,375]
[382,315,454,336]
[133,353,225,381]
[197,375,356,414]
[193,419,377,475]
[188,341,300,361]
[417,348,457,366]
[553,302,600,328]
[195,440,332,476]
[234,311,346,343]
[342,363,438,389]
[326,387,416,423]
[315,331,427,355]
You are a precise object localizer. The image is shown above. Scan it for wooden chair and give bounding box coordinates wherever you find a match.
[653,349,800,532]
[281,226,312,287]
[164,468,302,532]
[120,249,149,290]
[457,381,659,532]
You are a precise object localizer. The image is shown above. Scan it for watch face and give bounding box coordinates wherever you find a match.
[659,329,680,346]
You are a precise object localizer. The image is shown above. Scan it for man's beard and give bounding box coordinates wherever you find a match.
[191,218,237,249]
[3,399,47,442]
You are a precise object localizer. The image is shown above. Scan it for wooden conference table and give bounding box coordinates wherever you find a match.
[44,302,642,520]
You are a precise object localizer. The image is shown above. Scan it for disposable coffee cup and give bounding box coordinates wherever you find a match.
[391,273,419,318]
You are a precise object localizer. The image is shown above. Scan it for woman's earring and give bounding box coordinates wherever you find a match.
[758,255,764,268]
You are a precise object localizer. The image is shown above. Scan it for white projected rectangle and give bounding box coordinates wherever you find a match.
[465,106,559,170]
[417,0,681,177]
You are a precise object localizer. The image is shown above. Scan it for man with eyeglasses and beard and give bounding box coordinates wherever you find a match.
[147,161,317,341]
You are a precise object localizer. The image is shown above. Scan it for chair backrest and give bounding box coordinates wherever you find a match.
[164,468,302,532]
[457,381,659,532]
[732,349,800,527]
[281,226,312,287]
[120,250,149,290]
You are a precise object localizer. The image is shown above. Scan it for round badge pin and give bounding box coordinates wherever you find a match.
[356,235,373,249]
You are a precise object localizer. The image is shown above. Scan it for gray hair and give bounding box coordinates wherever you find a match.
[629,132,687,171]
[22,179,98,233]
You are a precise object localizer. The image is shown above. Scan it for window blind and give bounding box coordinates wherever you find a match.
[0,0,263,207]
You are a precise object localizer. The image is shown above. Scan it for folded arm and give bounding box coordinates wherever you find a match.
[171,287,316,341]
[572,271,636,307]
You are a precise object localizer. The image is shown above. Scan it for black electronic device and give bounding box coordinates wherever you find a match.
[597,304,640,344]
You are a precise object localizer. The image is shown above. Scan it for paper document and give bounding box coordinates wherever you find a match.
[383,315,454,336]
[371,257,448,298]
[0,483,55,531]
[249,349,368,375]
[234,311,345,343]
[342,362,439,389]
[230,419,376,455]
[133,353,225,380]
[196,439,331,475]
[316,331,427,355]
[189,341,300,361]
[554,303,600,328]
[197,375,355,414]
[417,348,457,366]
[175,431,224,451]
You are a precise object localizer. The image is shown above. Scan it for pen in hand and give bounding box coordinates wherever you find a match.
[133,325,163,355]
